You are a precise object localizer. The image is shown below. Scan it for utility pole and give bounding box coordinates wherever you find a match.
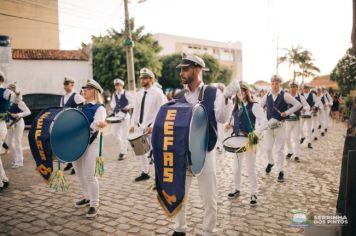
[124,0,136,92]
[276,36,279,75]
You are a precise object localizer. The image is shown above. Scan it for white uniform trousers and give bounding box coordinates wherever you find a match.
[301,117,312,143]
[311,114,319,138]
[112,115,129,154]
[216,123,224,151]
[0,121,9,187]
[285,120,301,157]
[136,133,151,174]
[264,124,286,173]
[6,119,25,165]
[324,106,331,129]
[234,150,257,195]
[174,151,217,235]
[73,141,100,207]
[318,109,326,134]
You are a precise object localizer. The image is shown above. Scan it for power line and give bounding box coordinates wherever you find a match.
[0,12,101,31]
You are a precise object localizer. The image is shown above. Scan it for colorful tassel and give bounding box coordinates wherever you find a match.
[95,131,104,177]
[245,132,260,152]
[49,161,69,191]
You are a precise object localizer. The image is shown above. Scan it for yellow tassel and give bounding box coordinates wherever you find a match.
[95,156,104,177]
[49,170,69,191]
[245,132,260,152]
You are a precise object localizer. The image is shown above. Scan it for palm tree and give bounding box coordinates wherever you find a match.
[278,46,304,80]
[278,46,319,83]
[296,50,320,84]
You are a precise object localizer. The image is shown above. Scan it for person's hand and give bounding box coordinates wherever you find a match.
[224,123,232,131]
[10,113,19,119]
[129,126,134,133]
[96,121,107,129]
[302,108,306,113]
[280,112,287,117]
[223,80,240,98]
[145,127,153,134]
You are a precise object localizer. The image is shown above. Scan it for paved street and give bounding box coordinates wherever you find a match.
[0,121,346,236]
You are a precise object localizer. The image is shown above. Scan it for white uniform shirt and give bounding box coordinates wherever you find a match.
[324,92,333,106]
[230,102,268,135]
[292,93,310,115]
[183,82,233,124]
[301,92,322,109]
[131,86,165,129]
[110,90,134,112]
[2,89,16,104]
[260,89,302,117]
[87,102,107,132]
[11,101,31,118]
[60,91,85,107]
[315,95,326,110]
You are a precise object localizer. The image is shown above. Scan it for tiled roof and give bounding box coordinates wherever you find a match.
[310,75,339,89]
[12,49,89,61]
[254,80,270,85]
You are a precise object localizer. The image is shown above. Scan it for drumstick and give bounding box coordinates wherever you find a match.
[273,107,282,114]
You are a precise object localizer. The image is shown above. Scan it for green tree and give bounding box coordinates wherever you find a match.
[279,46,319,82]
[85,26,162,91]
[158,53,232,90]
[330,48,356,96]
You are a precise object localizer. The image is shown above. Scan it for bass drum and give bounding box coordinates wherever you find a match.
[50,108,90,162]
[188,104,209,176]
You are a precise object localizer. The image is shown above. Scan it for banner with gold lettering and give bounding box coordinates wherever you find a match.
[152,102,192,217]
[28,107,63,181]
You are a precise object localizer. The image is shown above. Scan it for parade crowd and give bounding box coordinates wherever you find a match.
[0,53,340,236]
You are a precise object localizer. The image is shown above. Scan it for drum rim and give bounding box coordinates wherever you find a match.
[188,103,208,177]
[128,131,148,141]
[50,108,90,162]
[222,136,248,153]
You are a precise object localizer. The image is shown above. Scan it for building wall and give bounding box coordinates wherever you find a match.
[154,33,243,80]
[6,60,92,95]
[0,0,60,49]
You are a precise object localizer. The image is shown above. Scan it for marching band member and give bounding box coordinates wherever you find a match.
[110,78,134,160]
[322,87,333,133]
[60,77,85,174]
[285,81,309,162]
[73,79,106,218]
[0,71,18,192]
[6,84,31,168]
[216,83,226,154]
[172,53,233,236]
[300,84,320,148]
[129,68,165,182]
[260,75,302,182]
[225,82,268,206]
[315,88,326,137]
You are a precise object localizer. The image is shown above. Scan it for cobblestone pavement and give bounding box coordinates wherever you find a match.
[0,121,346,235]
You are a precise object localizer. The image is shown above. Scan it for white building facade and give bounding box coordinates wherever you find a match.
[154,33,243,81]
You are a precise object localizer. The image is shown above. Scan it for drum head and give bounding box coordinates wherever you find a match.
[224,136,248,149]
[106,117,122,123]
[50,109,90,162]
[188,104,208,176]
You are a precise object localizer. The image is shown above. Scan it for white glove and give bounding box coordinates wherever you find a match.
[223,80,240,98]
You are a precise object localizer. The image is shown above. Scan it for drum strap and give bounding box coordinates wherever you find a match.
[198,85,206,102]
[89,130,99,144]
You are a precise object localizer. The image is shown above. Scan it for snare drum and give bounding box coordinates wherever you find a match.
[223,136,248,153]
[301,111,312,119]
[285,115,299,121]
[128,130,150,156]
[106,116,122,124]
[268,121,283,129]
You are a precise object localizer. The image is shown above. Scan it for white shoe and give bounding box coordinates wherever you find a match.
[11,164,23,169]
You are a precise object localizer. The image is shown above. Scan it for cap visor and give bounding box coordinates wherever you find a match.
[176,63,191,68]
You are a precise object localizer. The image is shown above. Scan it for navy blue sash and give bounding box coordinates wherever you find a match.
[152,102,192,217]
[28,107,63,181]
